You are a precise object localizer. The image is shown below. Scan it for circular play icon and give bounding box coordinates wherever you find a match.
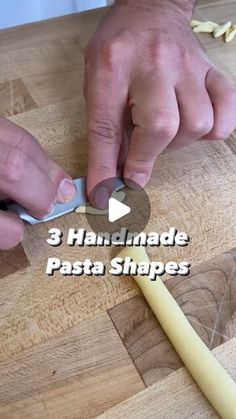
[85,177,151,244]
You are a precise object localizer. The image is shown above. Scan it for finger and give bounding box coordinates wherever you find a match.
[117,130,129,170]
[0,117,56,175]
[170,78,214,148]
[0,142,73,218]
[117,107,136,176]
[117,109,133,170]
[124,75,179,186]
[204,68,236,140]
[86,69,128,209]
[0,211,24,250]
[0,117,76,203]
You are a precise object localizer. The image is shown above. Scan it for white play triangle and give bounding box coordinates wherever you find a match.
[108,197,131,223]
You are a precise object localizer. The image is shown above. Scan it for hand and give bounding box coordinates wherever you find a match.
[85,0,236,208]
[0,117,76,250]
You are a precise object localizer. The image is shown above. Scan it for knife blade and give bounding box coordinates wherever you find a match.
[6,177,125,225]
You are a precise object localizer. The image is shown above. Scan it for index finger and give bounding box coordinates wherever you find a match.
[0,117,72,190]
[86,65,128,208]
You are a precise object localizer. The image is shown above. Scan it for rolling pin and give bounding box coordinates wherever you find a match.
[117,246,236,419]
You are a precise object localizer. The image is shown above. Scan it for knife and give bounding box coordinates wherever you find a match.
[5,177,125,225]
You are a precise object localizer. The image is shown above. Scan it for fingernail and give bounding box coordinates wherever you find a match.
[127,173,148,188]
[93,186,110,209]
[58,179,76,203]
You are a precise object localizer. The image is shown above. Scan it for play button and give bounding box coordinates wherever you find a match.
[85,177,151,244]
[108,198,131,222]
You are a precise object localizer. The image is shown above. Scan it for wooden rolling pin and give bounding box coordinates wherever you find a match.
[117,247,236,419]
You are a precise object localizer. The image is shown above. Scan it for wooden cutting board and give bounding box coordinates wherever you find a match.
[0,1,235,418]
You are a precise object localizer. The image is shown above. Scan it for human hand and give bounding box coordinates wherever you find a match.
[0,117,76,250]
[85,0,236,208]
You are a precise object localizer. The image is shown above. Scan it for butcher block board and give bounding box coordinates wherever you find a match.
[0,1,236,418]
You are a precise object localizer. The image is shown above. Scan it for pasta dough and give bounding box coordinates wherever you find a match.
[75,190,126,215]
[225,25,236,43]
[191,19,236,43]
[117,246,236,419]
[193,21,218,33]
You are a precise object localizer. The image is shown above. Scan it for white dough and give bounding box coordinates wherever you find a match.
[75,190,126,215]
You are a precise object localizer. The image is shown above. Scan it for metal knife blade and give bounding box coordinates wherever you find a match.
[6,177,125,225]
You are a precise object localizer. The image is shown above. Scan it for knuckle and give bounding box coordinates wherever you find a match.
[98,35,125,69]
[148,114,179,139]
[16,130,36,153]
[145,35,179,66]
[146,41,166,65]
[0,148,27,184]
[187,116,213,136]
[89,118,120,144]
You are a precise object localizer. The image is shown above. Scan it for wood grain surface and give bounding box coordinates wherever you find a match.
[108,248,236,386]
[0,244,29,279]
[0,0,235,417]
[97,338,236,419]
[0,79,37,116]
[0,312,144,419]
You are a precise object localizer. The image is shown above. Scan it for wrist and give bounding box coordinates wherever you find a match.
[114,0,196,20]
[166,0,197,19]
